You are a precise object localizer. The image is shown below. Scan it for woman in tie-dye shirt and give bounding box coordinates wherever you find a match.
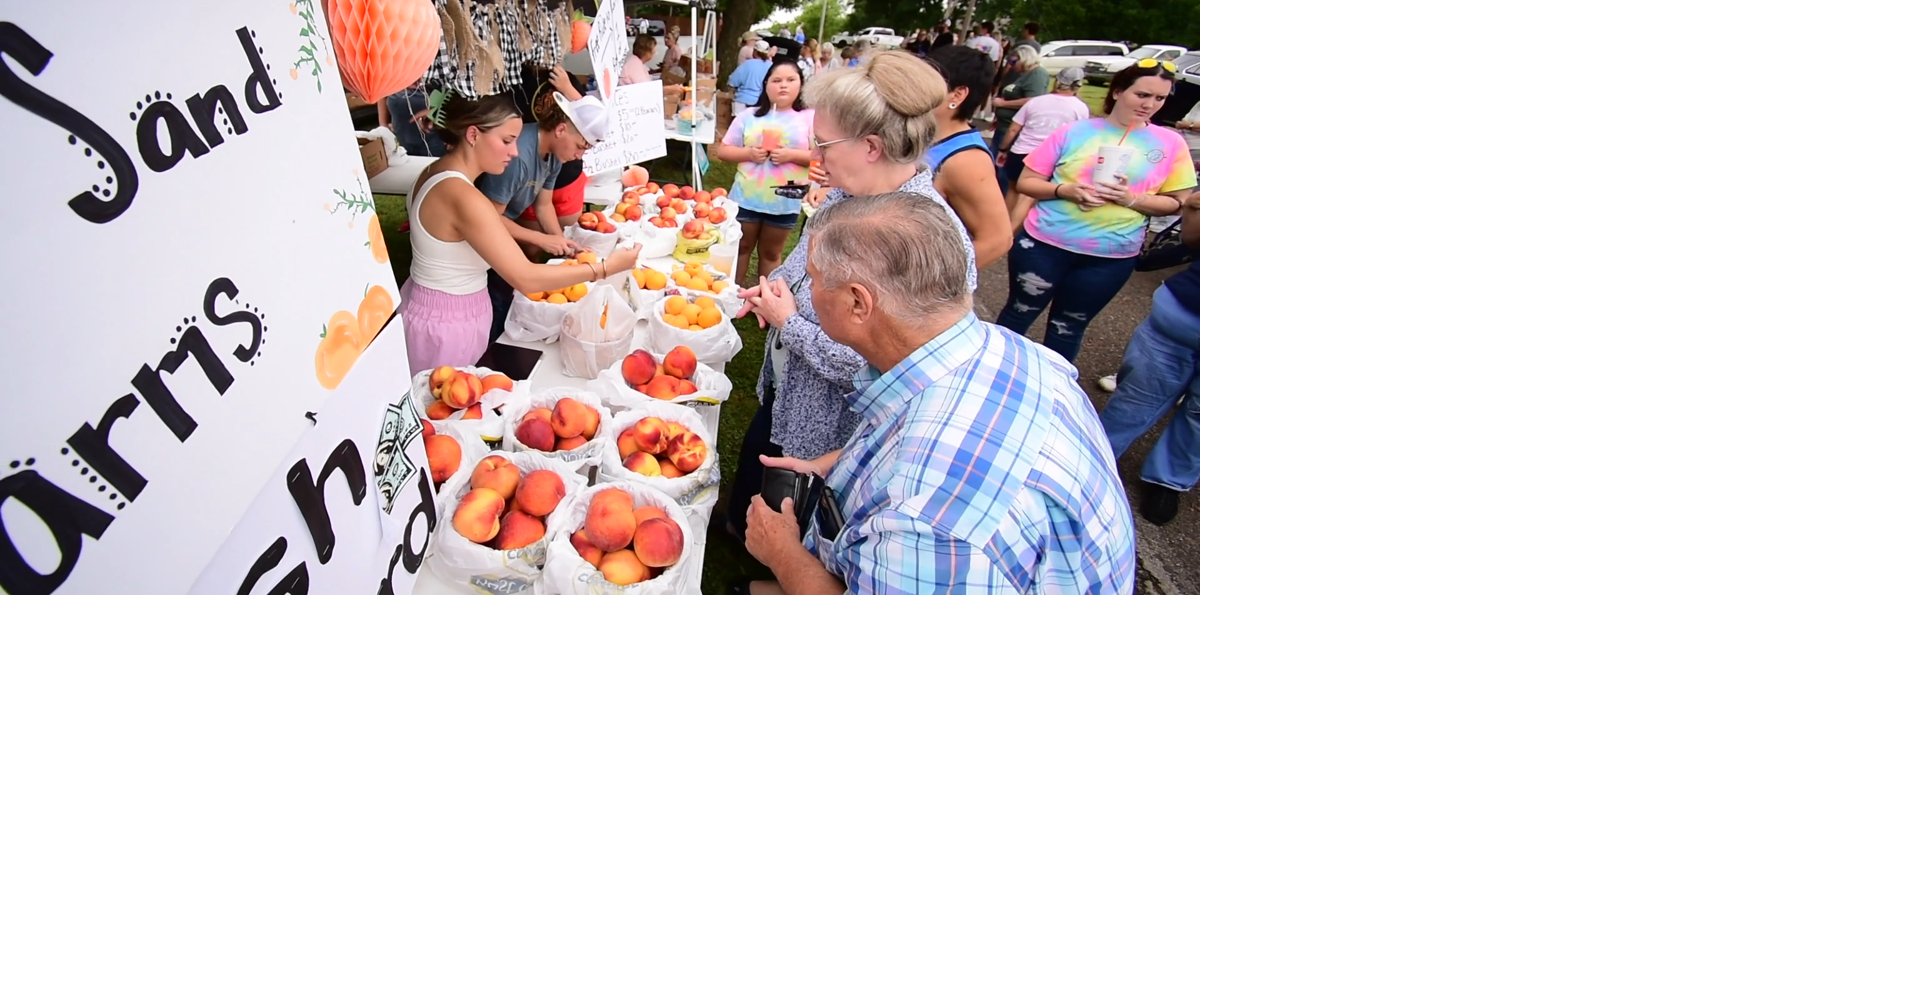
[998,61,1196,364]
[714,58,815,283]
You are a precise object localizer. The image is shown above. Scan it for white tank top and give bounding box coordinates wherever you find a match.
[407,171,491,295]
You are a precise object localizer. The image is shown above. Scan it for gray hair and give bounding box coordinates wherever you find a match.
[807,193,972,322]
[1015,45,1042,70]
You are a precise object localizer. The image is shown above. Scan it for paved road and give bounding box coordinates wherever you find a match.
[970,253,1200,595]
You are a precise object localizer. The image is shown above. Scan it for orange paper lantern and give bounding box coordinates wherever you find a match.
[327,0,443,106]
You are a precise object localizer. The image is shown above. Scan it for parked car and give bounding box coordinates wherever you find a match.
[1083,43,1190,85]
[1036,40,1129,78]
[1152,53,1200,138]
[830,26,904,50]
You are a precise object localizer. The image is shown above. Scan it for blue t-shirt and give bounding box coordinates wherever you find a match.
[728,59,772,106]
[475,122,562,220]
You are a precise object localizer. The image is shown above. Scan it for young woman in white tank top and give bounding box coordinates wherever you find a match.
[398,95,638,376]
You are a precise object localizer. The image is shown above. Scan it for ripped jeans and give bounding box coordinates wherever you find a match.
[995,227,1139,364]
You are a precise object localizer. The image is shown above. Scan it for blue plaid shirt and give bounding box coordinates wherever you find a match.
[807,314,1136,594]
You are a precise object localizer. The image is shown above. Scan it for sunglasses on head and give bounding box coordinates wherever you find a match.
[1137,58,1179,72]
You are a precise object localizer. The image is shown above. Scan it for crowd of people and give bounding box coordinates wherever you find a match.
[383,20,1198,593]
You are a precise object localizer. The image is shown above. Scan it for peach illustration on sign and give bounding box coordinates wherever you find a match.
[313,286,399,388]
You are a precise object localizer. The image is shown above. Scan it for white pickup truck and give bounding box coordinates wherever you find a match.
[829,26,904,50]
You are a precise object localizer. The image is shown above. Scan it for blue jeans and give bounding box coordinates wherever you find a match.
[995,227,1137,364]
[1100,284,1199,490]
[995,149,1027,194]
[385,88,445,158]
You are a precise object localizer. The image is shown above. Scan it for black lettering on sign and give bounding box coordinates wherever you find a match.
[378,468,438,594]
[0,469,115,595]
[205,277,263,361]
[184,84,246,147]
[286,439,366,565]
[0,22,139,223]
[130,325,233,441]
[238,536,309,595]
[237,27,281,114]
[137,99,210,171]
[66,393,147,501]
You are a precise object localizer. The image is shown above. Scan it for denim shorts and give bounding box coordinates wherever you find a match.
[735,206,800,229]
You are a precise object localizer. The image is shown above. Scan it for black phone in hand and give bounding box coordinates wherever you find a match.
[761,469,821,529]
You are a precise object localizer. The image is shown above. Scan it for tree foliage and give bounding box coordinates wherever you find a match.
[762,0,852,42]
[848,0,1197,49]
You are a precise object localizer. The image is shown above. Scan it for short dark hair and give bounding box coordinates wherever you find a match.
[1023,21,1040,35]
[924,43,995,121]
[1103,62,1179,114]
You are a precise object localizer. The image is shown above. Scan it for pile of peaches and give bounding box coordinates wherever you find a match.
[450,456,569,551]
[666,261,730,295]
[513,397,600,453]
[614,414,708,479]
[659,295,725,332]
[621,345,701,401]
[426,366,513,420]
[522,251,602,305]
[567,486,685,585]
[575,210,618,234]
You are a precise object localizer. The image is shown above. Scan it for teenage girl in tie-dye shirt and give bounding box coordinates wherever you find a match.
[714,58,815,283]
[997,61,1195,364]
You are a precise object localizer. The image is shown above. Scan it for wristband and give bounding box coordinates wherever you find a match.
[1053,183,1063,200]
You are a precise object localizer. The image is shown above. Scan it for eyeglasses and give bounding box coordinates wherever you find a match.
[1137,58,1179,72]
[811,134,861,151]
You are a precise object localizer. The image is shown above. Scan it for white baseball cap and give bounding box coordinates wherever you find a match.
[551,92,611,145]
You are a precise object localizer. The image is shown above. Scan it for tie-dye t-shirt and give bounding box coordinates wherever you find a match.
[1021,119,1196,258]
[724,107,815,215]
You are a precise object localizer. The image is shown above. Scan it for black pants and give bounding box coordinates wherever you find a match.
[725,391,782,539]
[477,269,544,380]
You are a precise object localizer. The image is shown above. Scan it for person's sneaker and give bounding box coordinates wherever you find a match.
[1097,374,1118,393]
[1139,482,1182,526]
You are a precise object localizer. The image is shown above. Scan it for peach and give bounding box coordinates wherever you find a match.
[426,400,454,420]
[441,372,482,409]
[463,405,483,420]
[661,421,689,442]
[469,455,521,499]
[583,487,637,551]
[623,451,661,477]
[480,373,514,395]
[525,406,553,423]
[662,345,698,380]
[641,374,682,400]
[515,469,566,517]
[429,365,456,396]
[569,530,604,567]
[425,433,460,485]
[667,433,708,474]
[578,408,600,440]
[632,517,683,568]
[629,416,670,455]
[597,549,652,585]
[422,419,436,438]
[632,505,669,526]
[621,350,657,389]
[515,414,556,452]
[492,510,545,551]
[451,487,506,544]
[617,426,642,459]
[674,378,698,397]
[552,397,593,439]
[555,434,588,451]
[656,458,684,480]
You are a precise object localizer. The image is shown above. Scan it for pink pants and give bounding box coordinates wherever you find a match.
[401,279,491,376]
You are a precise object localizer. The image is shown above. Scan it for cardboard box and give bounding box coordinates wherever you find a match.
[358,136,388,179]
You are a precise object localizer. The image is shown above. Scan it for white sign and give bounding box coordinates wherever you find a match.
[587,0,628,103]
[580,79,665,175]
[0,2,408,593]
[190,323,431,595]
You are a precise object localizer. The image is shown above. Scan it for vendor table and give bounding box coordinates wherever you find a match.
[411,245,742,596]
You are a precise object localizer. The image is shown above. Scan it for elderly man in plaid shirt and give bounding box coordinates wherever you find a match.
[743,192,1135,594]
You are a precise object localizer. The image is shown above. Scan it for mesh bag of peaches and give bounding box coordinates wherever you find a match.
[507,251,614,344]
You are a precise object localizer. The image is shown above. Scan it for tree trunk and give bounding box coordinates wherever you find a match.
[719,0,764,84]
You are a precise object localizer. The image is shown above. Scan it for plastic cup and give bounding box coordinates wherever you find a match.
[1091,145,1136,186]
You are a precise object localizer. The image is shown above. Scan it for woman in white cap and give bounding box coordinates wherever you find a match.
[400,94,638,376]
[471,87,626,375]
